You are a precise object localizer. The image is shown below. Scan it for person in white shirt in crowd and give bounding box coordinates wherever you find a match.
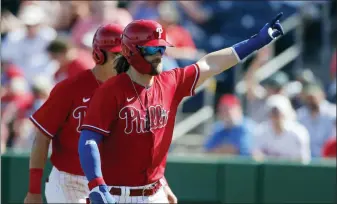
[289,68,317,110]
[1,4,57,85]
[253,94,311,163]
[297,83,336,157]
[245,70,290,124]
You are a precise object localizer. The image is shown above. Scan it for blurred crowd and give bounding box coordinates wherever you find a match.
[1,1,336,161]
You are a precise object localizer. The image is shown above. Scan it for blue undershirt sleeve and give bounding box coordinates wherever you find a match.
[78,129,103,182]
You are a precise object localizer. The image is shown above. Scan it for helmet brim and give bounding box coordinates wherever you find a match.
[140,39,173,47]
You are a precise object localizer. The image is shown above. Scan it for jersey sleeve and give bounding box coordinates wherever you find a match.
[30,81,72,139]
[80,85,117,136]
[171,64,200,100]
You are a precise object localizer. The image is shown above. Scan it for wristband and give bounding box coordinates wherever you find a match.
[88,177,106,190]
[232,34,267,61]
[29,168,43,194]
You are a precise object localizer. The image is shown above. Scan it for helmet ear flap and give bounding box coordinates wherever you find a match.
[93,45,106,65]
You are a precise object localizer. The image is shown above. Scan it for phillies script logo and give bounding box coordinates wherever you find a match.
[73,106,87,133]
[119,105,169,134]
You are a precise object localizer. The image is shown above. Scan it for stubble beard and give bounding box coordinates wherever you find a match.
[149,62,163,76]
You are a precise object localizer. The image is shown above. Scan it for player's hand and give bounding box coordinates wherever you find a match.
[256,12,284,45]
[89,185,116,204]
[24,192,43,203]
[164,185,178,204]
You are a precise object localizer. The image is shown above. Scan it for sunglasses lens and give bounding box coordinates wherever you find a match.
[138,46,166,56]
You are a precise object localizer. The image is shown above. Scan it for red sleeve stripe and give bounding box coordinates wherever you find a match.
[81,124,110,136]
[190,64,200,96]
[29,116,54,138]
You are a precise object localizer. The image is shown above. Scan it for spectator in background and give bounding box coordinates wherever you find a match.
[297,83,336,157]
[326,49,336,104]
[1,62,24,98]
[30,1,91,34]
[71,1,132,48]
[1,9,23,37]
[128,1,161,20]
[322,137,336,158]
[46,37,94,83]
[289,68,317,109]
[1,4,57,85]
[245,70,290,123]
[12,75,53,150]
[253,94,311,163]
[1,64,32,120]
[26,1,64,28]
[156,1,206,67]
[321,119,336,158]
[1,72,33,149]
[204,94,254,156]
[1,122,9,154]
[30,75,53,112]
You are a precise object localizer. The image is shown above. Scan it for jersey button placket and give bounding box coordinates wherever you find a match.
[145,92,154,133]
[145,92,155,183]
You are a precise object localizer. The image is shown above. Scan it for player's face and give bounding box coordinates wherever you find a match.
[139,46,166,76]
[144,53,163,76]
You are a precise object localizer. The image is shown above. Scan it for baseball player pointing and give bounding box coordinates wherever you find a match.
[24,24,124,203]
[79,13,284,203]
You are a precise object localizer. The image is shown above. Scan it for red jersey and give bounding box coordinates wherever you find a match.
[30,70,101,175]
[81,64,200,186]
[322,137,336,158]
[54,50,94,83]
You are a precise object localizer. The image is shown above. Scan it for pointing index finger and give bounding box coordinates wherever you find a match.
[270,12,283,25]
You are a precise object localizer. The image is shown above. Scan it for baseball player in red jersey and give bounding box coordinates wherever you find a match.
[79,13,284,203]
[24,24,124,204]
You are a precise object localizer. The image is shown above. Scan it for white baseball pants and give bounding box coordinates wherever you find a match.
[108,178,169,203]
[45,167,169,203]
[45,167,89,203]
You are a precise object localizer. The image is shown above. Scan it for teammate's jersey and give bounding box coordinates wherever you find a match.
[30,69,101,175]
[81,64,200,186]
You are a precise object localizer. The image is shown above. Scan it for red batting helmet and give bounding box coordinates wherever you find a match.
[92,24,124,65]
[121,19,172,74]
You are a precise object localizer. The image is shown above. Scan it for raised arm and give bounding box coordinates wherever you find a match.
[196,13,284,88]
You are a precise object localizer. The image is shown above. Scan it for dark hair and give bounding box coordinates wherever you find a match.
[46,37,72,54]
[114,55,130,74]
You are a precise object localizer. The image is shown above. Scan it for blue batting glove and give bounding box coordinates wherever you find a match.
[89,185,116,204]
[232,12,285,60]
[255,12,284,45]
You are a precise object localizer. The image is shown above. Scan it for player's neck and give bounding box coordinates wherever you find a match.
[127,67,154,88]
[92,65,116,82]
[65,48,77,62]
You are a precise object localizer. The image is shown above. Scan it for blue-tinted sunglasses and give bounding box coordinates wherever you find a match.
[137,46,166,56]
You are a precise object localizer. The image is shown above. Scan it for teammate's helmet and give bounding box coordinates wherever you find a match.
[121,20,172,74]
[92,24,124,65]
